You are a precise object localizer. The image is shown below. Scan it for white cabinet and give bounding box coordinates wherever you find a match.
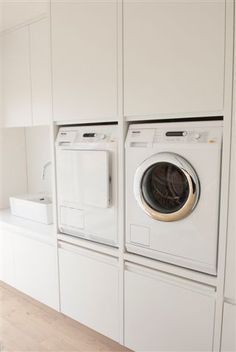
[0,225,59,310]
[0,228,16,286]
[30,19,51,126]
[222,39,236,352]
[2,18,51,127]
[58,242,119,341]
[224,65,236,302]
[3,26,32,127]
[221,303,236,352]
[14,234,58,310]
[124,263,216,352]
[124,0,225,118]
[51,1,117,123]
[1,1,48,32]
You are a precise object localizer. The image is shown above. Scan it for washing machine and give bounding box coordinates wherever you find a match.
[125,121,223,275]
[56,124,118,247]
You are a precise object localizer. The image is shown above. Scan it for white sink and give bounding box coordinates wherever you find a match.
[10,195,53,225]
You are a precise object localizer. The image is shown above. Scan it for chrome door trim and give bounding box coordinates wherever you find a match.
[133,152,200,222]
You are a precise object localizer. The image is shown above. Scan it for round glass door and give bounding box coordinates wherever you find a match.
[134,153,200,222]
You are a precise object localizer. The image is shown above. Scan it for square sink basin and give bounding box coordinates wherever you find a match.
[10,195,53,225]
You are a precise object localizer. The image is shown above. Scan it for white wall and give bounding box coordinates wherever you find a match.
[1,1,48,32]
[0,127,27,209]
[0,21,2,127]
[0,125,52,209]
[25,125,52,195]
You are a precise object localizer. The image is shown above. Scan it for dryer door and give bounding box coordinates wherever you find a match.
[134,152,200,222]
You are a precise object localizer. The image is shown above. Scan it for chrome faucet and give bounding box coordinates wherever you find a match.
[41,161,52,180]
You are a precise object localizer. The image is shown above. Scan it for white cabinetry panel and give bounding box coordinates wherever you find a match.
[225,87,236,301]
[51,1,117,123]
[124,264,216,352]
[14,234,58,310]
[30,19,51,125]
[3,26,32,127]
[221,302,236,352]
[0,229,15,286]
[0,226,59,310]
[1,1,48,32]
[124,0,225,118]
[59,243,119,341]
[2,19,51,127]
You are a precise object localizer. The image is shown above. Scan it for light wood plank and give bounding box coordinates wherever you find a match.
[0,282,131,352]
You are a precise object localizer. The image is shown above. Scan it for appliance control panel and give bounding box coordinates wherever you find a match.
[81,133,106,141]
[126,122,223,147]
[161,130,208,143]
[56,126,117,147]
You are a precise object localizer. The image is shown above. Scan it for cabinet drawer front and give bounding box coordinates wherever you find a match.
[124,263,215,352]
[59,246,119,341]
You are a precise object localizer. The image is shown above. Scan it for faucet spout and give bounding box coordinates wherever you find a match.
[42,161,52,181]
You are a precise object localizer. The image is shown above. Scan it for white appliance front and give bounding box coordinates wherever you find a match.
[125,121,223,275]
[56,125,118,247]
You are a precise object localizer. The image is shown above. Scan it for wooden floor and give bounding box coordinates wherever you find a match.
[0,282,130,352]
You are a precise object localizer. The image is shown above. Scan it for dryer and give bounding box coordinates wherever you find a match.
[56,124,118,247]
[125,121,223,274]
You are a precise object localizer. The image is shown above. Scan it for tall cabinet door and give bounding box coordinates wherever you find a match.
[51,0,118,123]
[30,18,51,126]
[124,0,225,118]
[221,28,236,352]
[3,26,32,127]
[224,94,236,301]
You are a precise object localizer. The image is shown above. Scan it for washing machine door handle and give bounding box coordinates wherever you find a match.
[134,152,200,222]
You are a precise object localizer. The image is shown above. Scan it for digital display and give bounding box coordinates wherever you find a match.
[166,131,186,137]
[83,133,96,138]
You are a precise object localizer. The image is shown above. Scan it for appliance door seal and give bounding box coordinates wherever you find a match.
[134,152,200,222]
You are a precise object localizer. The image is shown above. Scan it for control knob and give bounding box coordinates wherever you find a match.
[193,133,201,140]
